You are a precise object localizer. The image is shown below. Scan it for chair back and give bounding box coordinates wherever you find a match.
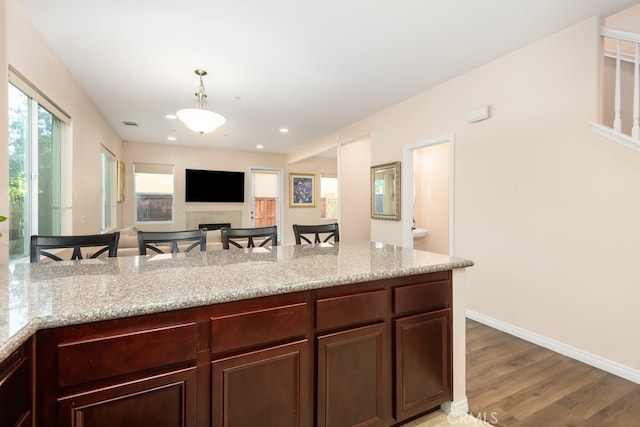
[30,232,120,263]
[137,229,207,255]
[293,223,339,244]
[221,226,278,249]
[198,223,231,231]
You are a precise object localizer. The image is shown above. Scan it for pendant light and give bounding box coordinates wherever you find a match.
[176,69,225,134]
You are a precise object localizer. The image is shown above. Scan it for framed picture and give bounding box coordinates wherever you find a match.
[116,160,125,202]
[289,173,315,207]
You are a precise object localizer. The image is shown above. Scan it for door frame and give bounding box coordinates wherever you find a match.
[401,134,455,255]
[249,168,284,242]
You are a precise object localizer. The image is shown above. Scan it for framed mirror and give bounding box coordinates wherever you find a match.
[371,161,401,220]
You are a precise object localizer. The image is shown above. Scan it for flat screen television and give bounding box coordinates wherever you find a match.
[185,169,245,202]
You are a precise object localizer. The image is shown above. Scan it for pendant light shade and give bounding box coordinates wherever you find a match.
[176,108,225,134]
[176,69,225,134]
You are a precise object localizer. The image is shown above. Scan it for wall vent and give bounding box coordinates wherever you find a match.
[122,121,138,127]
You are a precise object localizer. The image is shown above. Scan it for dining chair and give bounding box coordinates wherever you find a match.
[198,222,231,231]
[137,229,207,255]
[293,223,339,244]
[221,226,278,249]
[30,232,120,263]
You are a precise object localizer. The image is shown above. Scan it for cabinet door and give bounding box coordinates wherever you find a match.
[317,323,388,427]
[395,309,451,421]
[57,367,197,427]
[0,339,32,426]
[211,340,310,427]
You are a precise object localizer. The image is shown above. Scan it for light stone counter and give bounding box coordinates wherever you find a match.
[0,241,473,363]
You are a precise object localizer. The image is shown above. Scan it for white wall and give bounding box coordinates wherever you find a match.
[303,17,640,375]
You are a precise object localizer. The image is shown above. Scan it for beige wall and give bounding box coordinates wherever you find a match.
[304,17,640,374]
[5,0,123,240]
[337,137,371,242]
[123,142,337,245]
[413,143,449,254]
[122,142,285,232]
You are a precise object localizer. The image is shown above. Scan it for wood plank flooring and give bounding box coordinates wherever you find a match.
[466,319,640,426]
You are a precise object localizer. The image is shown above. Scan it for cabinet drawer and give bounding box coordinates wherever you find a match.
[210,302,308,354]
[58,322,197,388]
[316,289,387,330]
[393,280,450,314]
[58,366,197,426]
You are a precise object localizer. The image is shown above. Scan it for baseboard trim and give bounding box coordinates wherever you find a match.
[466,310,640,385]
[441,397,468,416]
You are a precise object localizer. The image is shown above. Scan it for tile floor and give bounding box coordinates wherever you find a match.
[402,411,492,427]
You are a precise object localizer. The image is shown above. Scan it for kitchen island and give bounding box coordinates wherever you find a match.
[0,241,473,426]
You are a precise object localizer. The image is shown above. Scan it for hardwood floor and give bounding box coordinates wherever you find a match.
[466,319,640,426]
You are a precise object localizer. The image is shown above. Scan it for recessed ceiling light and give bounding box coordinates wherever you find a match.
[280,128,289,133]
[168,136,177,141]
[256,145,264,149]
[166,114,177,119]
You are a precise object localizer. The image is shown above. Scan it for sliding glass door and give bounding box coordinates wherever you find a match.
[8,83,62,261]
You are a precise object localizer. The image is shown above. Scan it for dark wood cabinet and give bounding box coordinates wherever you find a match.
[317,323,388,427]
[314,286,390,426]
[57,366,197,426]
[211,340,309,427]
[30,272,452,427]
[209,294,311,427]
[35,309,200,426]
[0,337,32,426]
[394,309,451,420]
[392,273,453,421]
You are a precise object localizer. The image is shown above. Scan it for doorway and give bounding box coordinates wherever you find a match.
[402,134,455,255]
[250,168,283,241]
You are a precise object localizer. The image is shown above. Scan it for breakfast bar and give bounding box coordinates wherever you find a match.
[0,241,473,426]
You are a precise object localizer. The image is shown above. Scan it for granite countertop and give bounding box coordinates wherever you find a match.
[0,241,473,362]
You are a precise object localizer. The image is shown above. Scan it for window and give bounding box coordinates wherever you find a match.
[320,175,338,219]
[8,77,67,262]
[134,163,174,223]
[101,152,116,231]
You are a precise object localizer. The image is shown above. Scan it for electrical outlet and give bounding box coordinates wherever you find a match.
[81,216,86,225]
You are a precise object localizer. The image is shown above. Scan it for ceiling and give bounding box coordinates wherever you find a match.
[15,0,638,155]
